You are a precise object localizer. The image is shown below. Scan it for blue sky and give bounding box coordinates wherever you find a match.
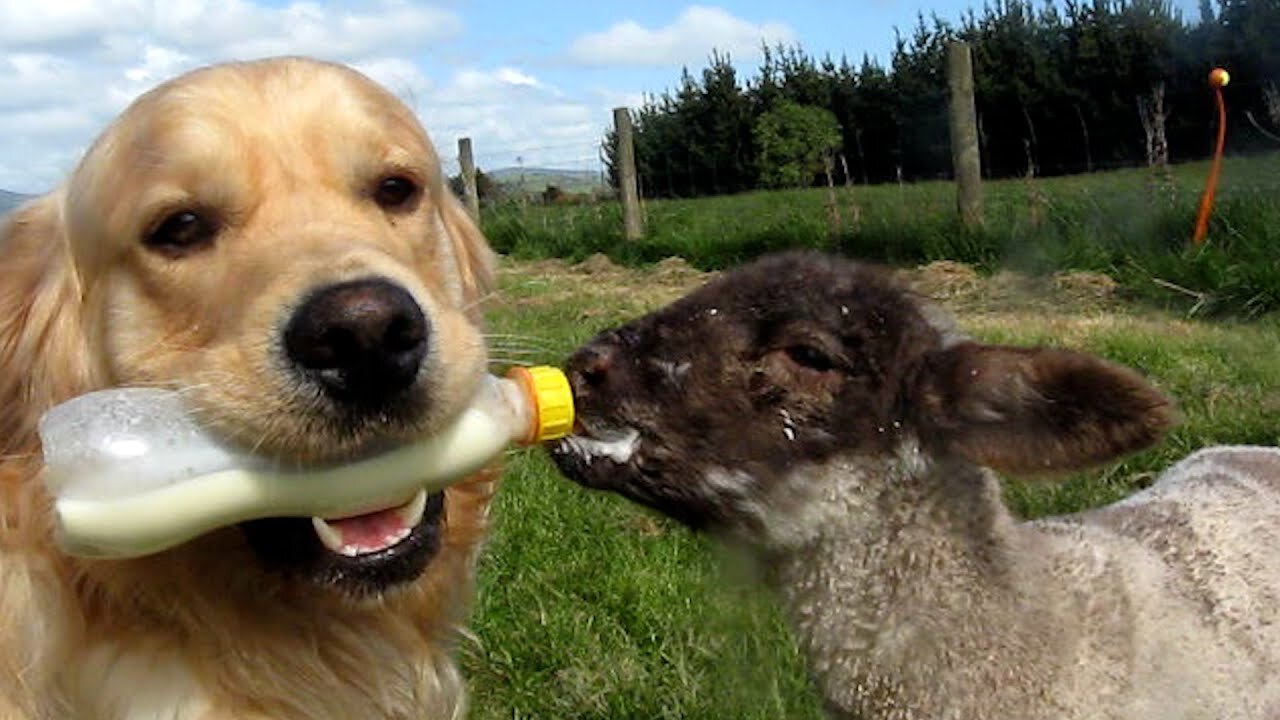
[1,0,1202,194]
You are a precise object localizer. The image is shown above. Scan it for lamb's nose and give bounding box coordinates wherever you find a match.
[284,278,428,406]
[567,337,620,393]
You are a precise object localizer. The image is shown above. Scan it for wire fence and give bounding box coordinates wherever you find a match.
[441,138,612,205]
[443,89,1280,238]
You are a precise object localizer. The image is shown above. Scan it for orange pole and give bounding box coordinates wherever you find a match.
[1192,68,1229,245]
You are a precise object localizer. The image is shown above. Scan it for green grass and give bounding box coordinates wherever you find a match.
[460,259,1280,718]
[464,261,824,719]
[481,153,1280,318]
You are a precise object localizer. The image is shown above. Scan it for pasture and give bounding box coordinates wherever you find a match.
[461,253,1280,718]
[483,152,1280,318]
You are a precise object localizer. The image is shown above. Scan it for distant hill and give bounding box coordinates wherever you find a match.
[0,190,31,217]
[487,167,606,195]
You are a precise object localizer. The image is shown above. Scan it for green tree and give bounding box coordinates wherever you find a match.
[963,0,1067,176]
[754,101,841,188]
[598,0,1270,194]
[891,13,953,180]
[603,52,754,198]
[1215,0,1280,151]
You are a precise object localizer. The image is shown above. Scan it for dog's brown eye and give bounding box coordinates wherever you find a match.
[374,176,418,209]
[144,210,217,254]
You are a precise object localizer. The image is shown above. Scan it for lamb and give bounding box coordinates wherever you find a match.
[548,250,1280,720]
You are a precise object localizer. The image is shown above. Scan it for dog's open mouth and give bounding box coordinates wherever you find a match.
[240,488,446,597]
[311,489,428,557]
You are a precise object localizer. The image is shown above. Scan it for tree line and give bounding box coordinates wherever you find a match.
[603,0,1280,198]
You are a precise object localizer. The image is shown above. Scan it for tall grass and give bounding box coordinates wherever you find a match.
[483,153,1280,317]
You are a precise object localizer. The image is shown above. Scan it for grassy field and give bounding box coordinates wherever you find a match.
[459,255,1280,718]
[482,152,1280,318]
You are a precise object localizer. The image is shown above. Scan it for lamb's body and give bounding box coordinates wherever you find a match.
[550,251,1280,719]
[773,445,1280,719]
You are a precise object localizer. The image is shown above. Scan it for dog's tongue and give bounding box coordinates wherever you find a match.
[312,490,427,557]
[327,509,409,552]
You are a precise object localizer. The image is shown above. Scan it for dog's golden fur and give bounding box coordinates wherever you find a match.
[0,58,498,719]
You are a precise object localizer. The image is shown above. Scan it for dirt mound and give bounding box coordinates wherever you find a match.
[653,255,694,275]
[908,260,982,300]
[573,253,622,275]
[1052,270,1119,301]
[505,256,1122,319]
[904,260,1122,314]
[985,270,1042,298]
[651,256,711,285]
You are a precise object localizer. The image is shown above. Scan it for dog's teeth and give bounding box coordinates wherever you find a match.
[311,492,424,557]
[387,525,412,546]
[311,517,347,554]
[396,489,428,526]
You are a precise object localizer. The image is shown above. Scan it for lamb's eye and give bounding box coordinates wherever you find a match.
[374,176,418,209]
[144,210,217,254]
[784,344,835,372]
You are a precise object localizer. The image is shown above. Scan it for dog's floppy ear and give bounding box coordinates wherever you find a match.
[436,192,496,320]
[0,194,95,457]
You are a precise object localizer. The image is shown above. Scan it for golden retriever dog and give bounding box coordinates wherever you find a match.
[0,57,499,719]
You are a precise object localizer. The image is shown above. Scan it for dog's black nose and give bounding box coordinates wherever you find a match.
[284,278,428,405]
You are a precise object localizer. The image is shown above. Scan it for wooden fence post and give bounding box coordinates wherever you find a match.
[613,107,644,240]
[947,40,983,227]
[457,137,480,222]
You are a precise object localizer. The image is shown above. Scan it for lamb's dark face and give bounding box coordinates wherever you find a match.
[552,251,1177,535]
[549,252,945,530]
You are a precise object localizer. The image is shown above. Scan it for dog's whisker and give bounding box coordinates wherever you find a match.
[486,342,559,356]
[482,332,555,343]
[485,351,549,363]
[486,344,562,357]
[483,335,557,349]
[486,359,548,370]
[459,290,503,315]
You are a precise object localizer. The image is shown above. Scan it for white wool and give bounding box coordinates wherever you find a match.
[758,443,1280,719]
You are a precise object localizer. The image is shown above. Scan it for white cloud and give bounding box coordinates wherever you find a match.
[0,0,635,194]
[0,54,84,111]
[416,67,609,176]
[495,68,540,88]
[591,87,647,115]
[0,1,139,50]
[567,5,796,67]
[0,0,469,193]
[352,57,435,106]
[163,1,463,60]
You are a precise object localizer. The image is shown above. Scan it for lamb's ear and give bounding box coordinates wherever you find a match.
[913,341,1179,475]
[0,194,93,457]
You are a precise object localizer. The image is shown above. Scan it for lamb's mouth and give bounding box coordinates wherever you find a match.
[239,488,446,597]
[549,421,642,485]
[550,420,714,530]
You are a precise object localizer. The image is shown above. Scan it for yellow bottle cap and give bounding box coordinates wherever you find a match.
[506,365,575,444]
